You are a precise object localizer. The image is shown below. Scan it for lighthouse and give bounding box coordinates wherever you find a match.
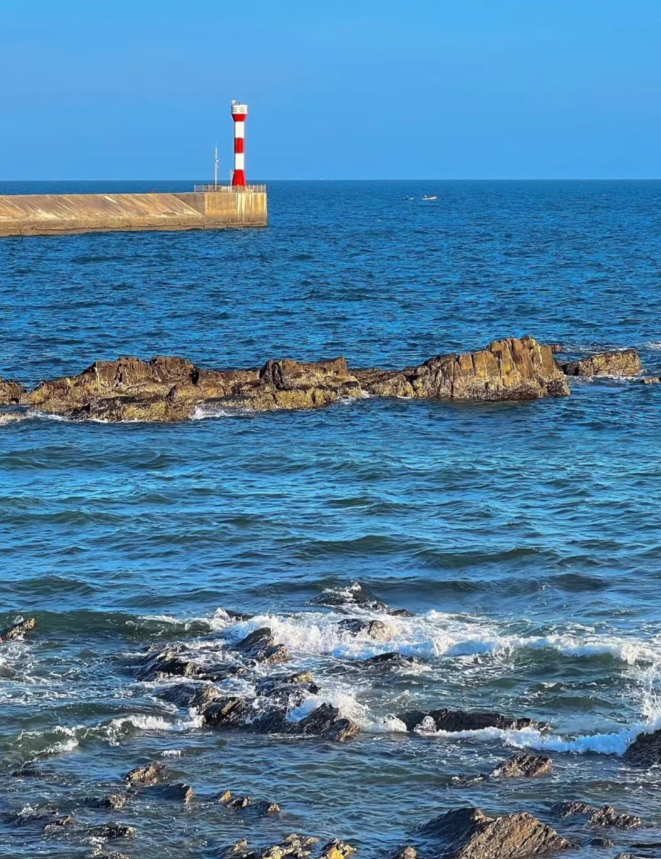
[231,101,248,188]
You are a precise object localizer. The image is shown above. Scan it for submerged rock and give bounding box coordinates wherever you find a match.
[361,652,420,668]
[398,707,535,733]
[157,682,224,710]
[489,753,552,779]
[320,840,356,859]
[0,617,36,643]
[551,801,642,829]
[219,791,280,814]
[125,761,168,786]
[88,822,137,840]
[87,795,127,811]
[420,806,574,858]
[222,834,320,859]
[311,581,412,616]
[149,782,194,803]
[558,348,643,377]
[0,376,25,405]
[43,815,75,835]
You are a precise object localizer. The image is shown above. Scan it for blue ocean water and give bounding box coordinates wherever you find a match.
[1,180,660,858]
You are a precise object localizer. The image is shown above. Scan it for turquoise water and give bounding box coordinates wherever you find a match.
[1,180,661,857]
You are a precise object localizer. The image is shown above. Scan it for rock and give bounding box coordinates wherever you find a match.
[149,782,194,803]
[221,835,319,859]
[548,344,564,354]
[390,847,417,859]
[0,617,36,643]
[410,335,570,401]
[320,840,356,859]
[338,618,395,641]
[291,703,361,742]
[233,628,290,664]
[420,806,574,858]
[311,581,410,615]
[202,695,255,728]
[551,801,641,829]
[255,673,320,707]
[558,348,643,377]
[157,682,224,710]
[624,728,661,766]
[125,761,168,786]
[353,368,416,398]
[398,707,535,733]
[88,795,127,811]
[136,648,205,682]
[588,837,614,847]
[219,792,280,814]
[361,652,419,668]
[0,376,25,405]
[87,851,131,859]
[44,815,75,835]
[88,823,137,840]
[489,753,552,778]
[11,767,45,778]
[639,376,661,385]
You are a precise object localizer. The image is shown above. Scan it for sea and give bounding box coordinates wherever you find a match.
[1,180,660,858]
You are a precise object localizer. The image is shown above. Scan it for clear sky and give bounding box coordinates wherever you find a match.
[1,0,660,180]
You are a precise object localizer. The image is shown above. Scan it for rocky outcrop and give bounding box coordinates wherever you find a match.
[311,581,413,616]
[558,348,643,377]
[420,807,573,858]
[9,335,569,423]
[0,617,36,643]
[551,801,642,829]
[398,707,536,733]
[624,728,661,766]
[338,618,395,641]
[125,761,168,786]
[0,376,25,405]
[222,834,321,859]
[362,652,420,668]
[233,628,290,664]
[489,753,552,779]
[219,791,280,814]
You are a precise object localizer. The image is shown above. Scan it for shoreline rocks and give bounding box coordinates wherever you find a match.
[0,376,25,405]
[557,348,643,378]
[5,335,572,423]
[397,708,537,733]
[0,617,36,643]
[551,801,642,829]
[624,728,661,766]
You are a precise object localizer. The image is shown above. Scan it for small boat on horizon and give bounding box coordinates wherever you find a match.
[422,195,438,201]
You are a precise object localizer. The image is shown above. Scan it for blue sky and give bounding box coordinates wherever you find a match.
[1,0,659,179]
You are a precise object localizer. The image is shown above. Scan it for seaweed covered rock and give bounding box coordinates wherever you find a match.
[420,806,574,859]
[0,617,36,643]
[558,349,642,377]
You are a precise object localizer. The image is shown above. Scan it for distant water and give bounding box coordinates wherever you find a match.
[1,180,661,858]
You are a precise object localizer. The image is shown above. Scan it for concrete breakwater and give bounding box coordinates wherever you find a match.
[0,188,267,237]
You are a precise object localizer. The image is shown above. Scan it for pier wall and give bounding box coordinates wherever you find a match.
[0,190,267,237]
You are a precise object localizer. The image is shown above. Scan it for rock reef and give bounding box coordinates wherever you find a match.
[4,336,572,423]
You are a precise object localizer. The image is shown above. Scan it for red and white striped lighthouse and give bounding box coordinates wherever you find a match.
[231,101,248,188]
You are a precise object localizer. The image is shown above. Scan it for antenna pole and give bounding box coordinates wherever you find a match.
[214,143,219,188]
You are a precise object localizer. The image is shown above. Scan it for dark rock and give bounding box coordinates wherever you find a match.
[291,703,361,742]
[639,376,661,385]
[158,682,224,710]
[551,801,642,829]
[221,835,320,859]
[390,847,417,859]
[361,652,419,668]
[135,648,205,682]
[11,767,45,778]
[44,815,75,835]
[588,837,614,847]
[218,792,279,814]
[88,823,137,840]
[558,348,642,378]
[219,790,253,809]
[88,795,127,811]
[125,761,168,786]
[322,718,361,742]
[202,695,255,728]
[255,673,320,706]
[420,806,574,858]
[234,628,290,664]
[489,753,552,778]
[624,728,661,766]
[338,618,395,641]
[149,782,194,803]
[398,707,535,733]
[0,617,36,643]
[0,376,25,405]
[311,582,412,616]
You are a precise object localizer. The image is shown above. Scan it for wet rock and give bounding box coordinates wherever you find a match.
[44,815,75,835]
[87,850,131,859]
[558,348,643,378]
[88,822,137,840]
[588,837,614,847]
[320,839,356,859]
[548,344,564,354]
[420,806,574,858]
[0,617,36,643]
[88,795,127,811]
[219,791,280,814]
[338,618,395,641]
[639,376,661,385]
[322,718,361,742]
[292,703,361,742]
[353,368,416,398]
[361,652,419,668]
[255,673,320,707]
[202,695,255,728]
[234,628,290,664]
[410,335,570,401]
[149,782,194,803]
[222,834,319,859]
[624,728,661,766]
[398,707,535,733]
[136,648,205,682]
[11,767,45,778]
[551,801,642,829]
[489,753,552,778]
[157,682,224,710]
[312,581,408,615]
[125,761,168,786]
[0,376,25,405]
[390,847,417,859]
